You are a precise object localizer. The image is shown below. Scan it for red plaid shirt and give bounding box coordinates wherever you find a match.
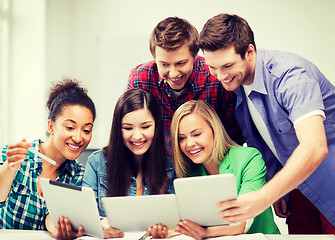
[127,56,244,156]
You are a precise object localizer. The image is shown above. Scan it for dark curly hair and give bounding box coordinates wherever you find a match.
[47,78,96,122]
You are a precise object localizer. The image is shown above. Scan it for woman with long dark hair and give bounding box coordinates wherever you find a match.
[82,88,174,238]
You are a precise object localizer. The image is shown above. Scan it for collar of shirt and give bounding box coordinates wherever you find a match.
[253,50,269,95]
[59,160,78,178]
[191,154,233,177]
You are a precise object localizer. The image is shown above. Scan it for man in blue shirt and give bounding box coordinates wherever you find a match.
[199,13,335,234]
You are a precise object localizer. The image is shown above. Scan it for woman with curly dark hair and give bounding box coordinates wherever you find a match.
[0,78,96,239]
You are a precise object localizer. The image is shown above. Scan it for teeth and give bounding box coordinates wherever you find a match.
[190,149,201,154]
[222,76,234,83]
[168,75,182,81]
[132,142,144,146]
[68,144,80,149]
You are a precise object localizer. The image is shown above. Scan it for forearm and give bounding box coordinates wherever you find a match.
[205,222,246,238]
[0,161,17,202]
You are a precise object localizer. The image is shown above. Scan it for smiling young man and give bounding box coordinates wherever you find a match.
[199,13,335,234]
[127,17,244,163]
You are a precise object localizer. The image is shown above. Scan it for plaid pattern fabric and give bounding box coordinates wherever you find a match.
[128,56,245,153]
[0,139,85,230]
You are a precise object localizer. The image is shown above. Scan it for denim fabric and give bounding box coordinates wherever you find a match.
[82,150,175,217]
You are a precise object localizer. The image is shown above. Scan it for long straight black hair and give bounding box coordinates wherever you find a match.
[104,88,169,196]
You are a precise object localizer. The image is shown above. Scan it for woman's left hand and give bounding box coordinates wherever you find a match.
[146,223,169,238]
[175,220,208,240]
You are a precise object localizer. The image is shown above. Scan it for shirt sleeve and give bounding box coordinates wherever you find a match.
[127,67,137,90]
[82,153,99,200]
[1,145,9,205]
[166,168,176,194]
[276,67,325,124]
[127,64,148,90]
[293,110,325,127]
[1,145,9,165]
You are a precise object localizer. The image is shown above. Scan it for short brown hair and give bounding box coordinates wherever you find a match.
[150,17,199,58]
[199,13,256,59]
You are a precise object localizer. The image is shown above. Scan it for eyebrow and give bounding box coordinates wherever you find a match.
[178,128,201,135]
[122,121,154,126]
[64,119,93,126]
[159,59,188,64]
[206,62,234,68]
[191,128,201,134]
[205,62,214,68]
[223,62,234,67]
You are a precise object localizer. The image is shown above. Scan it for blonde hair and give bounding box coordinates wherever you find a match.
[171,100,238,178]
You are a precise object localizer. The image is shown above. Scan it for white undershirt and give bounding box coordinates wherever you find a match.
[244,218,254,233]
[243,85,279,159]
[243,85,325,160]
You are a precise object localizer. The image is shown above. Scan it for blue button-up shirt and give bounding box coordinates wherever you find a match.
[82,150,175,217]
[235,49,335,227]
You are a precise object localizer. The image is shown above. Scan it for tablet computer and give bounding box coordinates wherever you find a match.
[102,194,180,232]
[39,178,104,239]
[173,173,237,227]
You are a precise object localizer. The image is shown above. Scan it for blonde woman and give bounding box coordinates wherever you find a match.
[168,100,279,239]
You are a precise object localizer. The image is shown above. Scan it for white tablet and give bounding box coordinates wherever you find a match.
[39,178,104,239]
[102,194,180,232]
[173,173,237,227]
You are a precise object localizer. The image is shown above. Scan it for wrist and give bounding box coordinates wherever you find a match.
[258,183,279,206]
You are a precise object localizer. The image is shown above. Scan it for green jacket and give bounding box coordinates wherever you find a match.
[191,146,280,234]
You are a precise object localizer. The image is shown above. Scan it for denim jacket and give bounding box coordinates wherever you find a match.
[82,150,175,217]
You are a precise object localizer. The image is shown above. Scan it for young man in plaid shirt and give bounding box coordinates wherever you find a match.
[127,17,244,163]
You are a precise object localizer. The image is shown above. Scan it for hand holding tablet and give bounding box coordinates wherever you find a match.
[39,178,104,239]
[102,174,237,231]
[40,174,237,235]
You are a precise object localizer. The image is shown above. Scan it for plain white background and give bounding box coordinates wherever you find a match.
[3,0,335,233]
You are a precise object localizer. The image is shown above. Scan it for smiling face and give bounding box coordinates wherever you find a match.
[178,112,214,165]
[48,105,94,161]
[204,45,256,91]
[121,108,155,159]
[155,43,195,90]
